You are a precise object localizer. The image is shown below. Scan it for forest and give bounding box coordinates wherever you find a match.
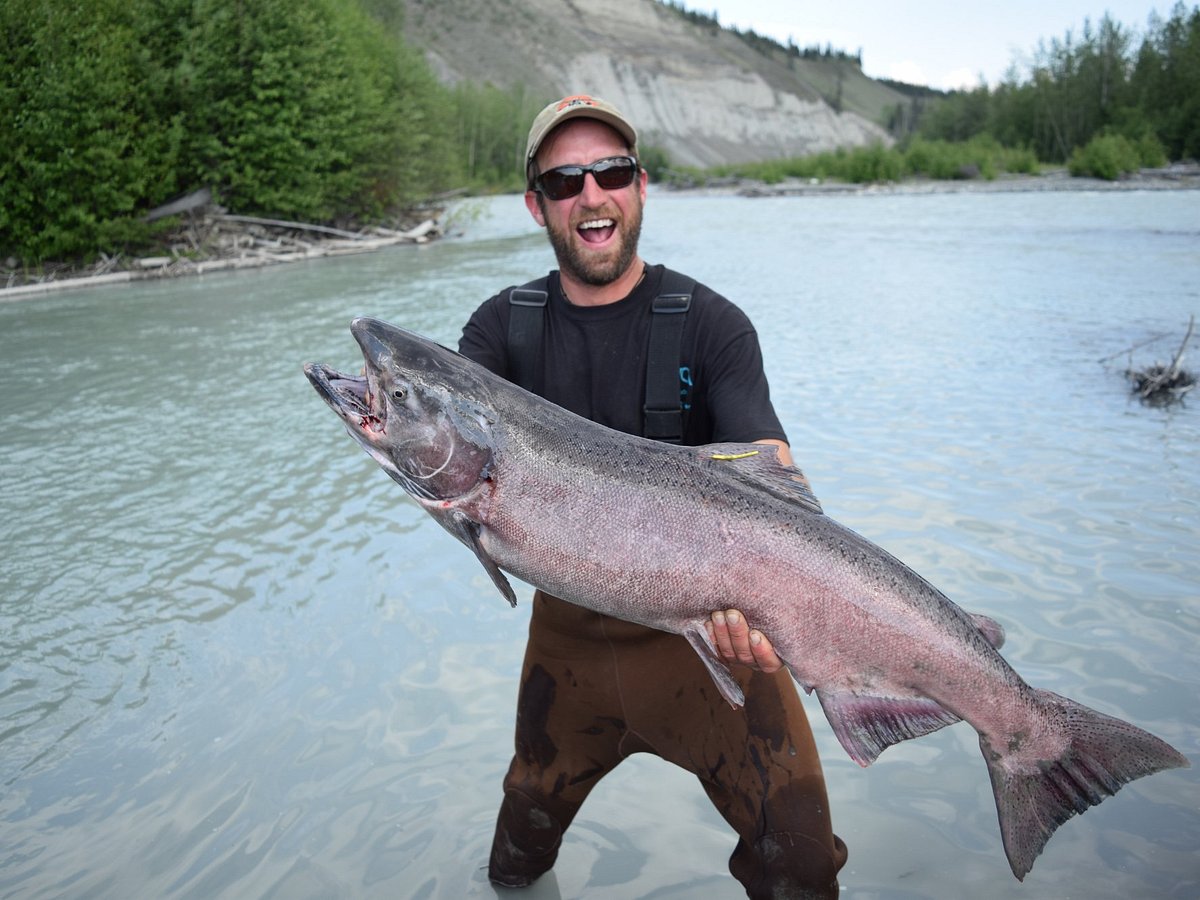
[1,0,1197,264]
[907,4,1199,169]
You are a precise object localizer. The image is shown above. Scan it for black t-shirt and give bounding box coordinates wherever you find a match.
[458,263,787,447]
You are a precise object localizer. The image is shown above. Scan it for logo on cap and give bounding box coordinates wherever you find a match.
[556,95,599,112]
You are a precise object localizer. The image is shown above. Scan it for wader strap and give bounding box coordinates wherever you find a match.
[507,279,548,392]
[643,275,694,443]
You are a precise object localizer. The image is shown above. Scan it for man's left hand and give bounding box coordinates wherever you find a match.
[706,609,783,674]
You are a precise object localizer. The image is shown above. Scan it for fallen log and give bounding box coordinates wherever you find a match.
[214,214,366,240]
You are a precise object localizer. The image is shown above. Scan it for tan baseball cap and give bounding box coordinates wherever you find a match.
[524,94,638,185]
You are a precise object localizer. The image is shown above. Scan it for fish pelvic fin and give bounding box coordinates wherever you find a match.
[682,625,746,709]
[816,689,962,767]
[982,689,1189,881]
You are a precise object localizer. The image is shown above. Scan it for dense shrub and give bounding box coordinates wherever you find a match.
[1068,134,1142,179]
[0,0,184,259]
[1068,131,1168,179]
[0,0,457,263]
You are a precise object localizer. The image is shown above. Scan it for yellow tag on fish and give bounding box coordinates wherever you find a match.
[710,450,760,461]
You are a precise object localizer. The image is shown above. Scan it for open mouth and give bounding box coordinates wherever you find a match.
[303,363,386,435]
[577,217,616,244]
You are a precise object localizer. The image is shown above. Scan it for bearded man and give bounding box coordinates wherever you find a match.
[458,94,847,899]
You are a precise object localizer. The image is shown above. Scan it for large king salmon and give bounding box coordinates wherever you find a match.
[304,317,1188,880]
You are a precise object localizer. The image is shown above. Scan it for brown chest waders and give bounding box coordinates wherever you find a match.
[489,593,847,897]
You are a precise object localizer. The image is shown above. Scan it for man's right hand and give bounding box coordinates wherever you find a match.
[706,609,784,674]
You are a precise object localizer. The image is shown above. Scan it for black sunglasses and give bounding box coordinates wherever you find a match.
[533,155,639,201]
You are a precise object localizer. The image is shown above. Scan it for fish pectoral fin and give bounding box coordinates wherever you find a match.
[452,513,517,608]
[816,688,961,767]
[682,625,746,709]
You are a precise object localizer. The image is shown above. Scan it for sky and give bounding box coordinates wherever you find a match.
[699,1,1172,90]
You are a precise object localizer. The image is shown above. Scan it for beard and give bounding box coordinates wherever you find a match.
[540,193,644,287]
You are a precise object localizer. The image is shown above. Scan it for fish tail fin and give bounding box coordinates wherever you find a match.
[983,689,1189,881]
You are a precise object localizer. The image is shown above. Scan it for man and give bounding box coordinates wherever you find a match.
[459,95,847,898]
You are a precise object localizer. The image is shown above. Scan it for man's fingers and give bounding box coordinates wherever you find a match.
[710,610,736,661]
[722,610,757,665]
[748,629,784,674]
[710,609,755,665]
[708,609,785,673]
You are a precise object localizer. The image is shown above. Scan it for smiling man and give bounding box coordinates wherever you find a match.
[458,95,846,898]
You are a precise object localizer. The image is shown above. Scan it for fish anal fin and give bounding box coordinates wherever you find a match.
[682,625,745,709]
[816,689,962,767]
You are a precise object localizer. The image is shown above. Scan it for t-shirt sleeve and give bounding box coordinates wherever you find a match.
[699,301,788,445]
[458,292,510,378]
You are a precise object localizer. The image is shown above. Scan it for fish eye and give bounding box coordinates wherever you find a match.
[391,386,408,402]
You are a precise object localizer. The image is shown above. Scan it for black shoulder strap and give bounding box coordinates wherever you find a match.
[643,271,695,443]
[506,277,548,392]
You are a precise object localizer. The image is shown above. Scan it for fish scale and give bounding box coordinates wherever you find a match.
[305,316,1188,881]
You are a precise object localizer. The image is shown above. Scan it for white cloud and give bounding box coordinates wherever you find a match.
[884,60,928,85]
[941,67,983,91]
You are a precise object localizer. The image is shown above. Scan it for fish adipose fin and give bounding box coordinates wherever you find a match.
[970,613,1005,649]
[700,442,823,514]
[984,689,1189,881]
[816,688,962,767]
[450,512,517,608]
[682,625,746,708]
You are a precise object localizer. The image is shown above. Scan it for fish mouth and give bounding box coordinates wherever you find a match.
[303,362,386,437]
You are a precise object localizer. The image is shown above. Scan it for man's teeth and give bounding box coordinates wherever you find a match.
[579,219,615,230]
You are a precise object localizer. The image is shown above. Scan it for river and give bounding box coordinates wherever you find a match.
[1,187,1197,899]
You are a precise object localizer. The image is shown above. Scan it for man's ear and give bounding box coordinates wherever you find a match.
[524,190,546,227]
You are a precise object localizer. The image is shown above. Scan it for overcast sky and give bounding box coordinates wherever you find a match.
[700,1,1171,89]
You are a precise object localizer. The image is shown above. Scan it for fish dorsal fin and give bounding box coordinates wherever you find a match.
[700,442,823,515]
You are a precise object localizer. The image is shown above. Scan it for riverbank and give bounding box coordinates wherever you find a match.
[1,205,445,301]
[5,164,1198,302]
[670,162,1200,198]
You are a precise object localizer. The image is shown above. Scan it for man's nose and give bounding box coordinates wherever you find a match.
[577,171,608,205]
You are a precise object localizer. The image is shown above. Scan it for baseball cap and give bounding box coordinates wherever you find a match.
[524,95,639,185]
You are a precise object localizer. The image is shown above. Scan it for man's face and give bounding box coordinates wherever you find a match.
[525,119,648,288]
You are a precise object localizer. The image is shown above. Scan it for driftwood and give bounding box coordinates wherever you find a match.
[215,214,366,241]
[2,201,443,300]
[143,187,213,222]
[1121,315,1196,404]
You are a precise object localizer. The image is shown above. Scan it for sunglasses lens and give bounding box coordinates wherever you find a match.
[537,157,636,200]
[539,169,584,201]
[593,158,637,190]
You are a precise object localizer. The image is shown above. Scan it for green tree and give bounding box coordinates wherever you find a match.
[1,0,458,263]
[1130,2,1200,158]
[451,83,547,190]
[915,4,1198,165]
[0,0,185,259]
[180,0,449,222]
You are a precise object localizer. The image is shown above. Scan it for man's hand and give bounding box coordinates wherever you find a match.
[706,609,783,674]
